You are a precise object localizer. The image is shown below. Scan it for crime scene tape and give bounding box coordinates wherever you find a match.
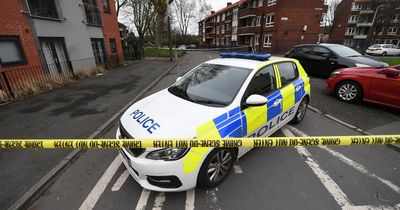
[0,135,399,149]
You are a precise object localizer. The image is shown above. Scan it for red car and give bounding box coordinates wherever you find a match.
[326,65,400,109]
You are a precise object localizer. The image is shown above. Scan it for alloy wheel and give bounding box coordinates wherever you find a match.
[207,150,233,183]
[338,84,358,101]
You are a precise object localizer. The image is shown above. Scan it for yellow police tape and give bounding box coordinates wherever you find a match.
[0,135,399,149]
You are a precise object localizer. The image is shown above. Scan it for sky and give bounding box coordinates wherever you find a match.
[207,0,236,12]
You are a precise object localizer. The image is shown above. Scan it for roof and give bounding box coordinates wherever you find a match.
[205,57,283,70]
[202,0,246,21]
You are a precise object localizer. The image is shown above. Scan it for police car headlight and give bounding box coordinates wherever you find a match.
[146,148,189,161]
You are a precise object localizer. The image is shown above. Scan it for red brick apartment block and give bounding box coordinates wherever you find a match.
[329,0,400,49]
[199,0,328,54]
[98,0,125,65]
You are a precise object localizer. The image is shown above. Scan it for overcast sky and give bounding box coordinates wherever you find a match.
[207,0,235,12]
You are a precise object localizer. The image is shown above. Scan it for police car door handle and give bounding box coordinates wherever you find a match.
[272,99,282,107]
[295,86,303,92]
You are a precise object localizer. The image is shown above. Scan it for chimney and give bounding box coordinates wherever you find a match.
[227,2,232,7]
[211,11,215,14]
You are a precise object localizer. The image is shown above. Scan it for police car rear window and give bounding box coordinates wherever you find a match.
[168,64,252,107]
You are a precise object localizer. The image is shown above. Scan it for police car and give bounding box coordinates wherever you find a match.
[117,52,311,192]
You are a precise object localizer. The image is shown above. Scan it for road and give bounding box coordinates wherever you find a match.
[12,51,400,209]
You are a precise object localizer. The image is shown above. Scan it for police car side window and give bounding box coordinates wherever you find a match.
[277,62,298,87]
[245,65,276,97]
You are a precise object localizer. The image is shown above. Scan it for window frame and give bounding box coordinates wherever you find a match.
[268,0,277,6]
[265,13,275,27]
[274,61,299,88]
[26,0,62,21]
[103,0,111,14]
[263,34,272,48]
[0,36,27,67]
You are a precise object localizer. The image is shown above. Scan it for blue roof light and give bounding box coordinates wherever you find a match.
[220,52,271,61]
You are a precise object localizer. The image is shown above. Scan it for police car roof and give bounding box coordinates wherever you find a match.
[206,57,282,70]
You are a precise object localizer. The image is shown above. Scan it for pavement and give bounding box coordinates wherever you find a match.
[0,58,176,210]
[25,51,400,210]
[1,51,400,210]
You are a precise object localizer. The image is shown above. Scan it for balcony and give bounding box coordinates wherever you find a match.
[83,3,102,26]
[356,22,373,27]
[239,8,257,19]
[238,26,260,35]
[205,33,214,38]
[359,9,374,14]
[353,34,368,39]
[205,22,214,28]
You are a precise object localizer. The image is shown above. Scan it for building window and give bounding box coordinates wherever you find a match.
[388,27,397,35]
[320,13,327,26]
[83,0,102,26]
[222,13,225,21]
[27,0,61,19]
[216,26,220,34]
[264,34,272,47]
[256,16,261,26]
[0,36,26,66]
[345,27,356,35]
[233,10,238,20]
[351,3,362,11]
[268,0,277,6]
[265,13,275,27]
[348,15,359,24]
[222,25,225,33]
[377,27,384,35]
[103,0,110,13]
[392,14,400,23]
[109,38,117,53]
[255,35,260,45]
[217,15,220,22]
[216,38,219,46]
[258,0,263,7]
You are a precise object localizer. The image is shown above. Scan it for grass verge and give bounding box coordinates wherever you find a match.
[378,57,400,66]
[144,48,185,58]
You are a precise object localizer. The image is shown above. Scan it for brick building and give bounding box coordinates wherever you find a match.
[198,0,328,54]
[329,0,400,50]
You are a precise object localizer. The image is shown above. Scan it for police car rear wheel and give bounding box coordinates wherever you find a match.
[291,97,308,124]
[198,148,234,187]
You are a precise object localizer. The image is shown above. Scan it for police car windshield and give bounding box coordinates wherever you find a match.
[168,63,252,107]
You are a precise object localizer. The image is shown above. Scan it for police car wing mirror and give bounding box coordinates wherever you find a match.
[176,77,182,82]
[246,94,267,106]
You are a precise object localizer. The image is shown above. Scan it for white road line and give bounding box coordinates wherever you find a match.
[281,127,352,208]
[152,192,166,210]
[344,204,400,210]
[185,189,195,210]
[111,170,130,192]
[233,161,243,174]
[136,189,151,210]
[319,146,400,194]
[286,125,400,194]
[79,156,122,210]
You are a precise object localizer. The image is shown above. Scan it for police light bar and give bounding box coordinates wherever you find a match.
[220,52,271,61]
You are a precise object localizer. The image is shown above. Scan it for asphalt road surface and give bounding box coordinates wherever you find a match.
[21,51,400,209]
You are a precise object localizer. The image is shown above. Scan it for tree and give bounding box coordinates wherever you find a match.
[121,0,154,40]
[151,0,170,47]
[324,0,341,35]
[115,0,127,17]
[171,0,196,37]
[197,0,212,21]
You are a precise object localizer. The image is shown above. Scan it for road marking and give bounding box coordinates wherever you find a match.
[206,188,221,210]
[79,156,122,210]
[282,127,352,208]
[185,189,195,210]
[233,161,243,174]
[111,170,130,192]
[286,124,400,194]
[152,192,166,210]
[136,189,151,210]
[319,146,400,194]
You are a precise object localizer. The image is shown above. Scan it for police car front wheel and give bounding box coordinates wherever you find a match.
[291,97,309,124]
[198,148,235,187]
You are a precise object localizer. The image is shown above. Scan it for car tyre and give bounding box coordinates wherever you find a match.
[291,97,309,124]
[198,148,235,188]
[382,51,387,56]
[335,81,362,103]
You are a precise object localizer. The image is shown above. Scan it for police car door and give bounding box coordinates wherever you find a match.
[241,64,279,154]
[275,61,304,125]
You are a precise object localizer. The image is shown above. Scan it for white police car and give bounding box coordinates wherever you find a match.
[117,53,311,192]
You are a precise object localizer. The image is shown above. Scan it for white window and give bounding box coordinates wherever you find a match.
[222,13,225,21]
[233,11,238,20]
[217,15,220,22]
[351,3,362,11]
[345,27,356,35]
[216,38,219,46]
[388,27,397,35]
[265,13,275,27]
[232,26,237,34]
[222,25,225,33]
[256,16,261,26]
[255,35,260,45]
[348,15,359,24]
[258,0,263,7]
[216,26,220,34]
[264,34,272,47]
[268,0,277,6]
[392,14,400,23]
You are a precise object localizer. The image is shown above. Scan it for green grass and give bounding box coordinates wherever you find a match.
[378,57,400,66]
[144,48,185,58]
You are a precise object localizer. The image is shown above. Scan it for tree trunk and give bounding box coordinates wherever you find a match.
[155,12,165,47]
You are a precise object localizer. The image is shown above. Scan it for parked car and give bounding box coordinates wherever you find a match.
[117,53,311,191]
[177,45,187,50]
[366,44,400,56]
[285,43,388,77]
[326,65,400,109]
